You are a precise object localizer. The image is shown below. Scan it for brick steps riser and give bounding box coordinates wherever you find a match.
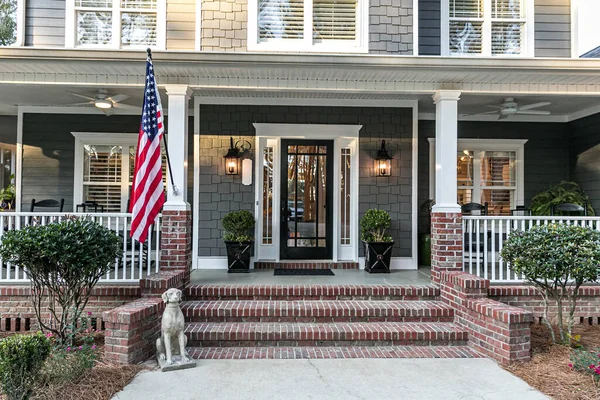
[185,316,455,323]
[187,340,468,347]
[187,296,439,301]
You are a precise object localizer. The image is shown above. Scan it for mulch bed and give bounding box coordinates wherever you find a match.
[504,324,600,400]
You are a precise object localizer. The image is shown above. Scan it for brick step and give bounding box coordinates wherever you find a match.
[188,346,482,360]
[184,322,468,347]
[185,284,439,301]
[181,300,454,323]
[254,262,359,270]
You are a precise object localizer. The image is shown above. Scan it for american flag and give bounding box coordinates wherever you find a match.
[130,55,165,243]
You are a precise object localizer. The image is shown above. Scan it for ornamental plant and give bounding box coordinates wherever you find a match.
[530,181,594,216]
[360,209,393,243]
[569,347,600,381]
[0,332,51,400]
[501,224,600,344]
[222,210,255,242]
[0,218,121,346]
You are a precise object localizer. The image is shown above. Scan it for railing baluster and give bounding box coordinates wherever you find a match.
[483,219,488,280]
[468,218,473,275]
[491,219,496,282]
[155,216,160,274]
[498,218,504,282]
[475,219,481,278]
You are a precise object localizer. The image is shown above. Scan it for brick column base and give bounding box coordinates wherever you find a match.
[160,209,192,287]
[431,212,463,284]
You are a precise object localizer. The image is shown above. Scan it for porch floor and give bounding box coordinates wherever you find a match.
[190,267,432,286]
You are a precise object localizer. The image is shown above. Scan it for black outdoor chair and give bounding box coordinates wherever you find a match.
[30,198,64,212]
[461,202,488,216]
[551,202,588,216]
[510,206,532,216]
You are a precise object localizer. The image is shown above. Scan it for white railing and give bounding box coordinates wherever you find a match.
[0,213,161,283]
[462,216,600,283]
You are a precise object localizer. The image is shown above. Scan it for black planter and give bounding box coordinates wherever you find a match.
[363,241,394,273]
[224,241,253,273]
[418,233,431,267]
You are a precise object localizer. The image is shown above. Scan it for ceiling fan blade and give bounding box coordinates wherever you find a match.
[58,101,94,106]
[107,94,129,103]
[66,91,96,101]
[516,110,551,115]
[485,105,503,109]
[518,102,551,111]
[461,110,500,117]
[101,108,112,116]
[112,103,139,110]
[498,114,509,120]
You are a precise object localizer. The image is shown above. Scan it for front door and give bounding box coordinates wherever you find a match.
[280,140,333,259]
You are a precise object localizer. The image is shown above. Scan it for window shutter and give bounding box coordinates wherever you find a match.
[449,0,484,18]
[449,21,482,54]
[480,151,516,215]
[258,0,305,41]
[75,0,112,7]
[491,0,521,19]
[83,146,123,212]
[313,0,357,41]
[76,11,113,45]
[491,22,522,55]
[121,13,157,47]
[121,0,157,9]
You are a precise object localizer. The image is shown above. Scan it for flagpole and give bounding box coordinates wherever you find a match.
[146,48,179,196]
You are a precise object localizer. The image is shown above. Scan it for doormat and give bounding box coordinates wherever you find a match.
[274,269,335,276]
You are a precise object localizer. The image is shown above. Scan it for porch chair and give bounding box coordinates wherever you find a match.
[461,202,489,216]
[30,198,65,212]
[510,206,532,216]
[550,202,588,216]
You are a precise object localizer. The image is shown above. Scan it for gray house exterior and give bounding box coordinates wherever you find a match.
[1,0,600,271]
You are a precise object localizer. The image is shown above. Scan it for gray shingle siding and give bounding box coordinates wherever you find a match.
[418,120,570,231]
[198,105,414,259]
[418,0,441,55]
[25,0,65,47]
[534,0,572,58]
[369,0,413,55]
[569,113,600,212]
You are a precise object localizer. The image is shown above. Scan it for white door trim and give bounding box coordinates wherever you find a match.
[253,123,361,262]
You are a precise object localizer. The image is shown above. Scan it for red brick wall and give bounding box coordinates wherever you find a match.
[161,210,192,286]
[103,297,164,364]
[490,286,600,325]
[439,271,533,365]
[431,212,463,283]
[0,286,140,332]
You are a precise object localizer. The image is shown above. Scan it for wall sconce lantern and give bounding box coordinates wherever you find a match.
[223,137,241,175]
[375,140,393,177]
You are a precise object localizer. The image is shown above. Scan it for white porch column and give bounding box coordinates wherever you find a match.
[432,90,461,213]
[164,85,192,209]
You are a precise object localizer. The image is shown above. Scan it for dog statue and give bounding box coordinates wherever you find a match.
[156,288,190,366]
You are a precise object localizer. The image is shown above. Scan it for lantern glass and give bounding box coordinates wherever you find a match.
[224,156,240,175]
[376,158,391,177]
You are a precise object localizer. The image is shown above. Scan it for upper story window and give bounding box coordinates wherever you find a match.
[248,0,369,53]
[442,0,534,56]
[67,0,166,49]
[0,0,22,46]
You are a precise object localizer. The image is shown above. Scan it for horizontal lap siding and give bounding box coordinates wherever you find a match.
[21,114,194,212]
[569,113,600,212]
[167,0,196,50]
[418,120,570,231]
[418,0,441,55]
[25,0,65,47]
[534,0,571,58]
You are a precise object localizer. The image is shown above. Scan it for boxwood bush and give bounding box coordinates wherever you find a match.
[0,332,51,400]
[501,223,600,344]
[360,209,393,243]
[222,210,255,242]
[0,218,121,345]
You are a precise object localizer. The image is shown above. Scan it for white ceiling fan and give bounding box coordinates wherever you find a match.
[467,97,552,120]
[65,89,138,115]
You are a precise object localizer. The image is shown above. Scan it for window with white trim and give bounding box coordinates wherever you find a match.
[69,0,165,49]
[74,134,167,213]
[0,0,21,46]
[248,0,368,52]
[444,0,533,56]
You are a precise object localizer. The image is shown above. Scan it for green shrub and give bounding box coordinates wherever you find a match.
[0,333,51,400]
[569,347,600,380]
[360,209,393,243]
[530,181,594,216]
[0,218,121,346]
[501,224,600,344]
[222,210,255,242]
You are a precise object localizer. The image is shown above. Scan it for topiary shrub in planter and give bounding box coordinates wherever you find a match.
[222,210,255,273]
[501,223,600,345]
[0,218,121,346]
[360,209,394,273]
[0,332,51,400]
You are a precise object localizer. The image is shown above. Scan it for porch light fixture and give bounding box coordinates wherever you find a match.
[375,140,393,177]
[94,99,112,109]
[223,137,241,175]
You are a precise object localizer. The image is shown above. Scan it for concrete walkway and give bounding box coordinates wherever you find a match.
[113,359,548,400]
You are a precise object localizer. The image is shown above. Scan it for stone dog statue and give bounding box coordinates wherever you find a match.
[156,288,190,366]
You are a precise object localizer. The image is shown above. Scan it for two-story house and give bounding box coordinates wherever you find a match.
[0,0,598,278]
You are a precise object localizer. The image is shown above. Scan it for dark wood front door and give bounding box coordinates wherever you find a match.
[280,140,333,260]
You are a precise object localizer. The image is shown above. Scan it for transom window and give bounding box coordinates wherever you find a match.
[443,0,533,56]
[68,0,165,49]
[248,0,368,52]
